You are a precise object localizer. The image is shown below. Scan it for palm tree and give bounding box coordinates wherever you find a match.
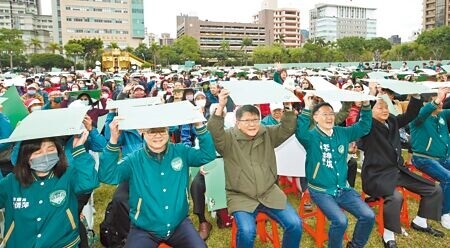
[107,42,119,49]
[46,42,61,54]
[30,37,42,54]
[149,42,160,68]
[240,37,253,66]
[275,34,285,45]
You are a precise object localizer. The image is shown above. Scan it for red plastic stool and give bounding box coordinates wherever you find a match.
[230,212,281,248]
[278,176,300,196]
[158,243,171,248]
[299,190,348,248]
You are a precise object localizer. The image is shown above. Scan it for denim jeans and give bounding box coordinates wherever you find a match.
[233,202,302,248]
[412,155,450,213]
[309,188,374,248]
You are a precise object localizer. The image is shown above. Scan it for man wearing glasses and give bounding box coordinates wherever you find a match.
[99,118,216,247]
[207,89,302,248]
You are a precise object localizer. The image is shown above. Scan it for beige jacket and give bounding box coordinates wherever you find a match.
[207,111,297,213]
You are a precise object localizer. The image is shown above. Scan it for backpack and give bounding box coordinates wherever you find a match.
[99,200,128,248]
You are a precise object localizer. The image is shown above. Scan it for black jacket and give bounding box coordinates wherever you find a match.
[360,97,433,197]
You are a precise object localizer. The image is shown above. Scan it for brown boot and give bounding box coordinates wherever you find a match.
[198,222,212,240]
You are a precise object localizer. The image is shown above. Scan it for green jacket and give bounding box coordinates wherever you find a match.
[273,71,283,84]
[296,105,372,195]
[207,111,297,213]
[0,145,98,248]
[261,115,280,126]
[410,101,450,159]
[98,126,216,238]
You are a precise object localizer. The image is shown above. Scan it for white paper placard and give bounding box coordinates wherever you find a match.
[312,89,378,102]
[118,101,206,130]
[220,80,300,105]
[106,97,161,110]
[0,97,7,104]
[0,107,89,144]
[275,135,306,177]
[306,76,339,90]
[420,81,450,89]
[377,79,435,94]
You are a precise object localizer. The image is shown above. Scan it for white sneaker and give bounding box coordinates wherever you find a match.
[441,214,450,229]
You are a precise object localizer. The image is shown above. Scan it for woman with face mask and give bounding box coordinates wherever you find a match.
[0,132,99,247]
[21,83,44,105]
[76,93,108,128]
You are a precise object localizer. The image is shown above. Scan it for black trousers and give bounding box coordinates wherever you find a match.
[383,172,442,233]
[347,157,358,188]
[190,173,206,216]
[77,192,92,248]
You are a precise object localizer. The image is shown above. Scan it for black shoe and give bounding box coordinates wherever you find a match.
[364,196,380,203]
[382,238,397,248]
[411,221,445,237]
[346,241,356,248]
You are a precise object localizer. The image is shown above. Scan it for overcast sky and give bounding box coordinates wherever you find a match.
[40,0,423,42]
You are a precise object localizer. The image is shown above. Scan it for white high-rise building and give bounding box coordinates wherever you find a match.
[310,3,377,42]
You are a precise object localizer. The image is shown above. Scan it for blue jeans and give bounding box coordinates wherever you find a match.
[412,155,450,213]
[233,202,302,248]
[125,218,205,248]
[309,188,374,248]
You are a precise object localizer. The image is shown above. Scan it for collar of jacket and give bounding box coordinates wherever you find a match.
[232,125,267,141]
[314,125,333,137]
[143,142,169,162]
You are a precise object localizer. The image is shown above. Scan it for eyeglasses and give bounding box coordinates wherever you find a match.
[238,119,260,125]
[143,129,168,136]
[315,112,335,117]
[354,86,362,88]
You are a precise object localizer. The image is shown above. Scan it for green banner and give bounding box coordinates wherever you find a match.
[2,87,28,128]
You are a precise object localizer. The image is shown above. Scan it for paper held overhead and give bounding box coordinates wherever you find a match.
[106,97,161,110]
[0,97,7,104]
[420,81,450,89]
[306,77,339,90]
[220,80,300,105]
[0,106,89,144]
[118,101,206,130]
[308,89,378,102]
[4,76,26,87]
[368,71,390,79]
[376,79,436,94]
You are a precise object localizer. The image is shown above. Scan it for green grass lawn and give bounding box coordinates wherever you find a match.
[92,175,450,248]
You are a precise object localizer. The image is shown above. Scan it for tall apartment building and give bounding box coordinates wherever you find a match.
[0,0,52,54]
[423,0,450,30]
[254,8,301,47]
[52,0,145,48]
[309,3,377,42]
[176,15,267,52]
[159,33,174,46]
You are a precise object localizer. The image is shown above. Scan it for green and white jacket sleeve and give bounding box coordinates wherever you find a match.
[185,125,217,167]
[71,145,100,194]
[99,142,132,185]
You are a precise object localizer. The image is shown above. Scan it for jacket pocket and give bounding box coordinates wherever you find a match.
[66,209,76,230]
[312,162,320,179]
[425,138,432,152]
[134,198,142,220]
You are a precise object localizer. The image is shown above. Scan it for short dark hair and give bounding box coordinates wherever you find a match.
[312,102,334,115]
[14,138,68,187]
[236,105,260,120]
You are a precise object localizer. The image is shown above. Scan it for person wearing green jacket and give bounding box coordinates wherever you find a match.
[410,87,450,229]
[295,94,374,248]
[99,118,216,247]
[207,89,302,248]
[0,130,99,248]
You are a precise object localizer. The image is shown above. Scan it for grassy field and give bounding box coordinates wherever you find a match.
[92,175,450,248]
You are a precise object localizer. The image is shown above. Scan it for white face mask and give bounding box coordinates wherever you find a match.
[80,100,89,106]
[195,99,206,107]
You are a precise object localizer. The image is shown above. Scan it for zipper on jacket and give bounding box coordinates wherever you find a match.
[66,209,76,230]
[425,137,433,152]
[134,198,142,220]
[313,162,320,179]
